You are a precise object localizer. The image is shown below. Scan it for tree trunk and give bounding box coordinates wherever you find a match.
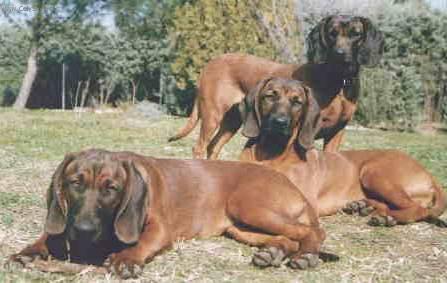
[104,81,115,105]
[13,0,44,110]
[13,46,38,109]
[131,80,139,105]
[80,79,90,108]
[248,0,297,62]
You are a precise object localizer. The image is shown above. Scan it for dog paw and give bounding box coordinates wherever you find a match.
[289,253,320,270]
[342,200,373,216]
[104,252,144,279]
[368,215,397,227]
[252,246,286,268]
[8,246,49,267]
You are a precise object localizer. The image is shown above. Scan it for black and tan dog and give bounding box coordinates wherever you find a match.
[169,15,384,159]
[10,149,326,278]
[239,77,446,227]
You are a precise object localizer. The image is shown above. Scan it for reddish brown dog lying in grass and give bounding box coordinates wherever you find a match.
[169,15,384,159]
[239,78,447,226]
[10,149,326,279]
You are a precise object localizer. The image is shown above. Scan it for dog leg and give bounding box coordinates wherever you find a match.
[227,201,324,270]
[323,129,345,152]
[207,105,242,159]
[193,117,219,159]
[361,175,431,226]
[226,225,298,267]
[104,219,170,279]
[9,234,50,266]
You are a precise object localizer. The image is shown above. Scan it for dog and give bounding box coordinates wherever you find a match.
[239,77,446,227]
[10,149,326,279]
[168,15,384,159]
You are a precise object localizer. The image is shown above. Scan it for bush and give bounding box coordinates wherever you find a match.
[356,5,447,128]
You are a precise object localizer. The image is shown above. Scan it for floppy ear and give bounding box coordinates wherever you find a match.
[297,86,321,150]
[239,77,273,138]
[114,160,148,244]
[358,17,384,67]
[306,16,331,63]
[45,153,76,235]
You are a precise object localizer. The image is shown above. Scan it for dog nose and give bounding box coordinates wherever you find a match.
[335,48,345,55]
[74,220,97,238]
[272,116,289,127]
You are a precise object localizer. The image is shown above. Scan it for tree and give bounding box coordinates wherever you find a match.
[171,0,277,89]
[1,0,105,109]
[356,2,447,128]
[248,0,302,63]
[0,26,29,104]
[111,0,182,105]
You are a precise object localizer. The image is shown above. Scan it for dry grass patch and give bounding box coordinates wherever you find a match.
[0,108,446,282]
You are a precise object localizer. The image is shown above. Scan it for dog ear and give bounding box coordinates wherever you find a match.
[45,153,76,235]
[306,16,331,63]
[297,86,321,150]
[114,160,148,244]
[239,77,273,138]
[358,17,384,67]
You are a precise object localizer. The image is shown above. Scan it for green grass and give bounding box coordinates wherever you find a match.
[0,108,446,282]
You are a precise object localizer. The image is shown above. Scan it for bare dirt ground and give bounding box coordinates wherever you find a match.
[0,109,446,282]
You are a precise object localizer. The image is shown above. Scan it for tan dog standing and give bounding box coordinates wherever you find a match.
[169,15,384,159]
[239,78,446,226]
[10,149,326,279]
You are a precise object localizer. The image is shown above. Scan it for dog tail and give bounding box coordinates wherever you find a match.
[168,96,200,142]
[427,180,447,219]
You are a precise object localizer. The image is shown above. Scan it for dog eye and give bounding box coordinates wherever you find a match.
[264,90,278,100]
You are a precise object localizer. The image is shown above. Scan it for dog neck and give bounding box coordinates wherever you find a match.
[245,133,292,163]
[292,63,360,89]
[246,126,306,164]
[244,134,320,178]
[293,62,360,102]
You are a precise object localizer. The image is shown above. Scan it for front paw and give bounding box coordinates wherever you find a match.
[9,245,49,267]
[104,251,144,279]
[342,200,374,216]
[252,246,286,268]
[289,253,320,270]
[368,215,397,227]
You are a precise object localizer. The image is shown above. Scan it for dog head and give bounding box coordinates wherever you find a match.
[44,149,148,262]
[307,15,384,68]
[240,78,320,151]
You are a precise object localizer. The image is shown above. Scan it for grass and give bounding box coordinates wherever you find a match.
[0,108,446,282]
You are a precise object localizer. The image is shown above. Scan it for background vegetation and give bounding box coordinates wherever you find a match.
[0,0,446,129]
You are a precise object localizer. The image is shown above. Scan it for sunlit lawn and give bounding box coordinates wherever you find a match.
[0,108,446,282]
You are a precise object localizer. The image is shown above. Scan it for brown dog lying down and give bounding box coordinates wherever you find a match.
[169,15,384,159]
[10,149,326,279]
[239,78,447,226]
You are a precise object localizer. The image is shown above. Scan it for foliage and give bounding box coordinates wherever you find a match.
[170,0,277,89]
[0,0,108,109]
[357,5,447,128]
[0,27,29,105]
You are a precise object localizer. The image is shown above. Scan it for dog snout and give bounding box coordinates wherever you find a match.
[73,219,99,239]
[272,116,290,128]
[335,48,345,55]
